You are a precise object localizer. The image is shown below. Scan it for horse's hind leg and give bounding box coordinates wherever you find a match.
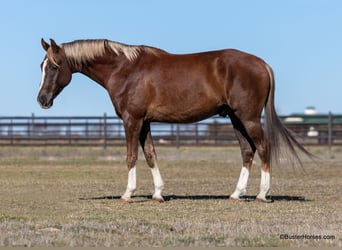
[139,122,164,202]
[242,120,272,202]
[229,115,256,200]
[229,113,272,202]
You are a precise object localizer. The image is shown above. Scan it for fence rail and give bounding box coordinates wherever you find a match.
[0,113,342,148]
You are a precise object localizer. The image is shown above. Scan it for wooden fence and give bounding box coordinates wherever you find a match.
[0,113,341,148]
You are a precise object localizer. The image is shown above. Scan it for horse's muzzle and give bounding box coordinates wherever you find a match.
[37,94,53,109]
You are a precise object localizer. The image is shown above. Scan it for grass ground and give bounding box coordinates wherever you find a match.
[0,146,340,247]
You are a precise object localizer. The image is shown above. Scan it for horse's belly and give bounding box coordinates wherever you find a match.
[147,101,221,123]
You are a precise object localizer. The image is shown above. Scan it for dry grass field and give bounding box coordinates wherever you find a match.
[0,146,340,247]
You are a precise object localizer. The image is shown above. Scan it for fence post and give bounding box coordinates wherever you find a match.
[68,119,72,145]
[9,119,13,145]
[29,113,35,137]
[103,113,107,149]
[328,112,333,153]
[85,119,89,137]
[195,123,199,145]
[176,124,180,149]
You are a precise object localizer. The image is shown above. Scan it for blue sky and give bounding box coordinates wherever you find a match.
[0,0,341,116]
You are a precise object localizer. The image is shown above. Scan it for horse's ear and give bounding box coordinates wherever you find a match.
[41,38,50,51]
[50,38,60,53]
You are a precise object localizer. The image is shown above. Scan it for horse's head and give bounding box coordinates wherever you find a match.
[37,38,72,109]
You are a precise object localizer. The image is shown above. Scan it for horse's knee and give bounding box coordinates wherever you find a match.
[144,152,155,167]
[127,155,138,169]
[143,146,157,168]
[241,150,255,168]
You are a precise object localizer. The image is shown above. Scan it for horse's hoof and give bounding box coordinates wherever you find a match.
[152,197,165,203]
[120,198,133,203]
[256,197,273,203]
[228,197,240,202]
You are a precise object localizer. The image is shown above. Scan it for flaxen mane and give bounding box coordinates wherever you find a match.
[61,39,142,66]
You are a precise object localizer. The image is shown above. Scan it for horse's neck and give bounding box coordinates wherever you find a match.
[76,56,130,89]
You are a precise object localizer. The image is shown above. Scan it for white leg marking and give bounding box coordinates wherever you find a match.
[39,59,48,92]
[256,169,270,200]
[121,166,137,201]
[230,166,250,199]
[150,165,164,201]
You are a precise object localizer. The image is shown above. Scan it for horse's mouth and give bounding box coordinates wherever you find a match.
[37,96,53,109]
[40,102,53,109]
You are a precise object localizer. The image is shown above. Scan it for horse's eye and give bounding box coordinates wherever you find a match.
[51,65,59,70]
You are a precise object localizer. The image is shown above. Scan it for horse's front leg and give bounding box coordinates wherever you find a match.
[120,117,143,202]
[139,122,164,202]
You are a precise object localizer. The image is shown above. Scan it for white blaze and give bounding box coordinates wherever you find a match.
[39,59,48,92]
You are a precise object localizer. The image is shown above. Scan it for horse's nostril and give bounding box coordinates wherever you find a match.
[38,94,47,105]
[38,95,45,104]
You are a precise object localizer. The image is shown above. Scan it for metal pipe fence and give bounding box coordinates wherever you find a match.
[0,113,341,148]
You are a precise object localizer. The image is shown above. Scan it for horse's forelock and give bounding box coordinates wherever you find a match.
[46,51,60,68]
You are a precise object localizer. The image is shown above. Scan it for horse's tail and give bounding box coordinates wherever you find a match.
[264,63,313,167]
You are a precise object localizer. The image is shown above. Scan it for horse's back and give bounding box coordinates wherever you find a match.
[126,48,270,123]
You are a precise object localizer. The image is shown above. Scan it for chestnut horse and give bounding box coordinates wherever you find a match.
[38,38,311,202]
